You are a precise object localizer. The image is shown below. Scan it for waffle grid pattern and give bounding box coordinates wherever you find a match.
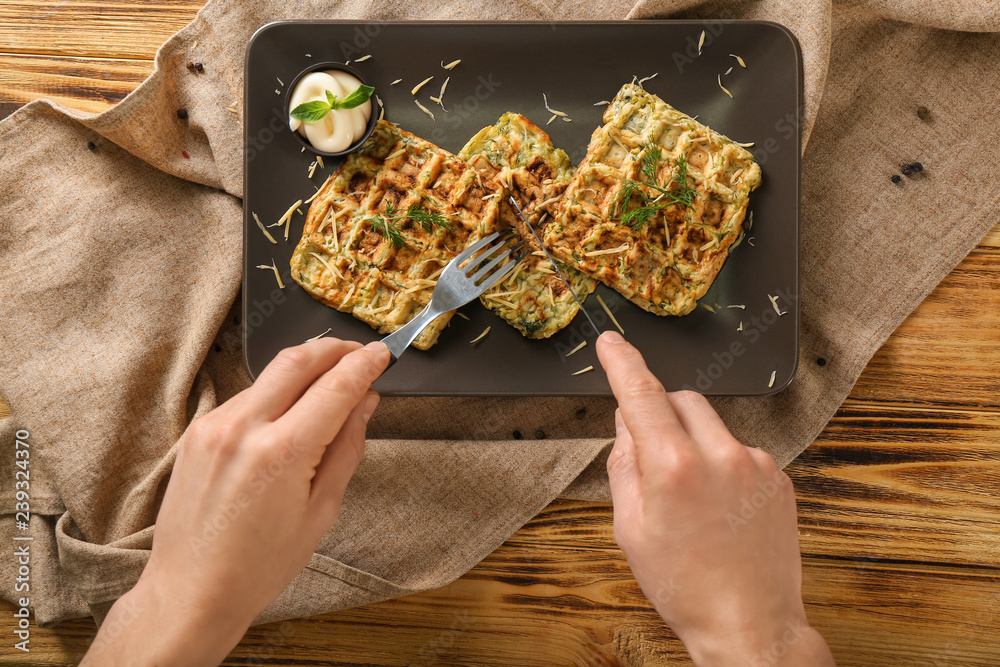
[459,112,597,339]
[290,121,501,349]
[544,83,762,316]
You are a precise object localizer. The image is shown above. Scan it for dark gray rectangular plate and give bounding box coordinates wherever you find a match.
[244,20,801,396]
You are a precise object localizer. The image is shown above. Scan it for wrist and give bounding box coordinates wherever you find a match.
[681,613,833,666]
[82,571,252,667]
[138,569,253,664]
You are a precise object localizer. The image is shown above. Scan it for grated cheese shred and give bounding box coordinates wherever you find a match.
[305,327,332,342]
[309,251,343,281]
[585,243,629,257]
[414,99,435,121]
[542,93,568,117]
[768,294,787,316]
[256,260,285,289]
[470,326,491,344]
[304,187,322,204]
[718,75,733,99]
[253,212,277,244]
[411,76,434,95]
[596,294,624,335]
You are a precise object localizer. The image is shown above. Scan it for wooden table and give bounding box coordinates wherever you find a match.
[1,2,998,664]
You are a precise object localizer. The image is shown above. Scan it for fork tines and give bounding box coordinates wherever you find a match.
[461,230,527,287]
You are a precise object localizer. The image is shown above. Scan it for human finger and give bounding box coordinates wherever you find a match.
[245,338,364,421]
[273,342,389,458]
[664,390,739,451]
[607,409,643,514]
[596,332,695,462]
[308,391,379,529]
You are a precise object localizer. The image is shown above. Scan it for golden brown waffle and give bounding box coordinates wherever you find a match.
[459,112,597,338]
[543,83,762,316]
[290,121,502,349]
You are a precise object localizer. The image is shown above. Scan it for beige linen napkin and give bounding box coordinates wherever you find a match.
[1,0,999,627]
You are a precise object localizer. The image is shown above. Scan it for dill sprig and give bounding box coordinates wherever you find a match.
[405,206,453,232]
[614,144,697,229]
[369,214,407,248]
[365,200,452,249]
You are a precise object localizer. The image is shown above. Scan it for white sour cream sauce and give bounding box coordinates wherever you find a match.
[288,70,373,153]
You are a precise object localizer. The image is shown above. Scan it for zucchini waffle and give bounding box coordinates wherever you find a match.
[290,120,502,349]
[459,112,597,338]
[543,83,762,316]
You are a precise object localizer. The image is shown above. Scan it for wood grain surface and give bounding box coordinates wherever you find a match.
[1,2,998,665]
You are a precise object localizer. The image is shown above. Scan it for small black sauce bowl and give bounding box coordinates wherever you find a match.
[286,61,380,158]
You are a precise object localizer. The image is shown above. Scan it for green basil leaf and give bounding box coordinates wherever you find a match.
[290,100,332,123]
[335,84,375,110]
[325,89,337,107]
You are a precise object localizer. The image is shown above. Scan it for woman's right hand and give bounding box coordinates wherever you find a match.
[595,331,834,666]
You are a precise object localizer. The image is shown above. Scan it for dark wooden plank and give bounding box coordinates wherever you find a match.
[0,1,204,60]
[0,53,150,119]
[791,405,1000,569]
[975,219,1000,250]
[506,407,1000,570]
[2,553,997,666]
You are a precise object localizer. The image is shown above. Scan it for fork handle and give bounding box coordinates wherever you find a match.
[380,300,443,366]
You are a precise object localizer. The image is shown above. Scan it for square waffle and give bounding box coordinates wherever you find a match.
[290,121,502,349]
[543,83,762,316]
[459,112,597,338]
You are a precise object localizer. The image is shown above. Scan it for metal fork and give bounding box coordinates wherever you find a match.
[381,229,527,366]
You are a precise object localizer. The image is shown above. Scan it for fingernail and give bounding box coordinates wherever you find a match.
[600,330,626,345]
[614,408,625,435]
[364,341,388,355]
[362,393,380,423]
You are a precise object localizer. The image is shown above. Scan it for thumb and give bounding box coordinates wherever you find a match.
[308,390,379,531]
[607,408,642,515]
